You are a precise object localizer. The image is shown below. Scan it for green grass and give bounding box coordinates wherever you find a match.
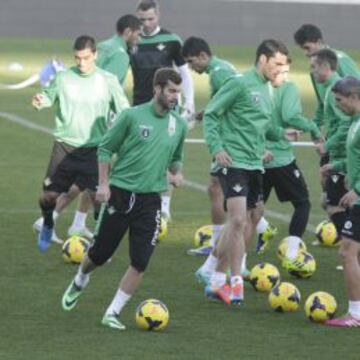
[1,38,360,360]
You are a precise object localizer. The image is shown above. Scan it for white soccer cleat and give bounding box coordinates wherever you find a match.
[68,225,94,240]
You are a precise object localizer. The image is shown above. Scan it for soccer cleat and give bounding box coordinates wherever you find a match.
[282,255,312,275]
[33,218,63,244]
[256,224,278,255]
[68,225,94,240]
[61,280,83,311]
[187,245,213,257]
[324,314,360,327]
[38,225,53,252]
[241,268,251,282]
[101,314,126,331]
[204,285,220,301]
[231,282,244,305]
[207,284,232,305]
[195,268,211,286]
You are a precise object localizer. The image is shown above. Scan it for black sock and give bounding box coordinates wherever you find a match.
[330,211,347,234]
[39,201,55,228]
[289,199,311,237]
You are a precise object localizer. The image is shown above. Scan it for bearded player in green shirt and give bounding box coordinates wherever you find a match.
[202,40,297,305]
[320,76,360,327]
[32,35,129,252]
[61,68,187,330]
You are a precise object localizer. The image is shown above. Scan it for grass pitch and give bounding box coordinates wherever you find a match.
[0,38,359,360]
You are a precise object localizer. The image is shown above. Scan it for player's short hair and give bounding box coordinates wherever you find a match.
[182,37,212,57]
[73,35,96,52]
[137,0,159,11]
[311,49,338,71]
[294,24,323,46]
[332,76,360,99]
[116,14,141,34]
[153,68,182,89]
[255,39,289,64]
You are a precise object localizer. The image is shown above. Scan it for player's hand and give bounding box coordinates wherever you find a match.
[320,163,333,176]
[263,150,274,163]
[284,128,301,142]
[32,93,44,108]
[215,150,232,167]
[315,141,327,156]
[168,172,184,187]
[339,190,358,208]
[96,183,111,203]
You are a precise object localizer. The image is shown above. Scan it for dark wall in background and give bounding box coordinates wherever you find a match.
[1,0,360,48]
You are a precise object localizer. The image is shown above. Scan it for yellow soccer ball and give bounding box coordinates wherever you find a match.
[157,218,168,242]
[315,220,340,247]
[269,282,301,312]
[135,299,169,331]
[194,225,213,248]
[62,236,90,264]
[277,237,307,261]
[287,251,316,279]
[305,291,337,323]
[250,263,280,292]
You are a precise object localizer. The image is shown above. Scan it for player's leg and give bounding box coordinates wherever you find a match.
[62,186,131,313]
[102,193,161,330]
[161,172,173,221]
[188,174,225,256]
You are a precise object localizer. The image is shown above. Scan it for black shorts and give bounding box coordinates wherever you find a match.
[325,173,348,206]
[341,204,360,242]
[216,168,263,209]
[88,187,161,272]
[263,161,309,203]
[43,141,98,193]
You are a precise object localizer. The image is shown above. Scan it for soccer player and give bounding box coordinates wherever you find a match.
[132,0,195,220]
[320,76,360,327]
[61,68,187,331]
[203,39,295,305]
[32,35,129,252]
[258,62,322,271]
[311,49,351,238]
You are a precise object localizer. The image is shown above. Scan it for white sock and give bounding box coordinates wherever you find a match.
[349,300,360,319]
[256,217,269,234]
[71,211,87,229]
[53,211,59,221]
[230,275,243,287]
[74,268,90,289]
[161,195,171,217]
[210,271,227,288]
[241,253,248,272]
[286,236,302,260]
[211,224,224,247]
[105,289,131,316]
[201,253,218,273]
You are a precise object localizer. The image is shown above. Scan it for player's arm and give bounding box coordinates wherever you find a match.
[280,83,322,140]
[203,76,242,158]
[337,52,360,77]
[108,76,130,119]
[31,76,59,110]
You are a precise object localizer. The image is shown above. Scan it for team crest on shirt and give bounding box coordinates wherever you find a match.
[139,125,153,139]
[168,115,176,136]
[294,169,300,178]
[344,220,353,230]
[157,43,165,51]
[251,91,261,105]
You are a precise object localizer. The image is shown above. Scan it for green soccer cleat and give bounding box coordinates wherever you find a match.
[101,314,126,331]
[256,223,278,255]
[61,280,83,311]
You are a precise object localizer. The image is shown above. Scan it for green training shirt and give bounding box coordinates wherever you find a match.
[323,72,351,164]
[36,66,129,147]
[204,68,284,171]
[333,113,360,197]
[311,48,360,128]
[265,80,321,169]
[205,56,237,97]
[98,101,187,193]
[96,35,129,85]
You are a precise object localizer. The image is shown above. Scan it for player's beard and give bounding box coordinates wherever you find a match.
[158,91,178,112]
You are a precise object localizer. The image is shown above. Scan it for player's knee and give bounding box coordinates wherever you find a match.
[40,191,57,208]
[228,213,247,231]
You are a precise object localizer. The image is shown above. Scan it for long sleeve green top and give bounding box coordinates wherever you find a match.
[98,102,187,193]
[35,66,129,147]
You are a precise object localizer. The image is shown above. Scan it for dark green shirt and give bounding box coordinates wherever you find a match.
[98,102,187,193]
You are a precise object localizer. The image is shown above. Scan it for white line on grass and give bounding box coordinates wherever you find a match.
[0,112,316,232]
